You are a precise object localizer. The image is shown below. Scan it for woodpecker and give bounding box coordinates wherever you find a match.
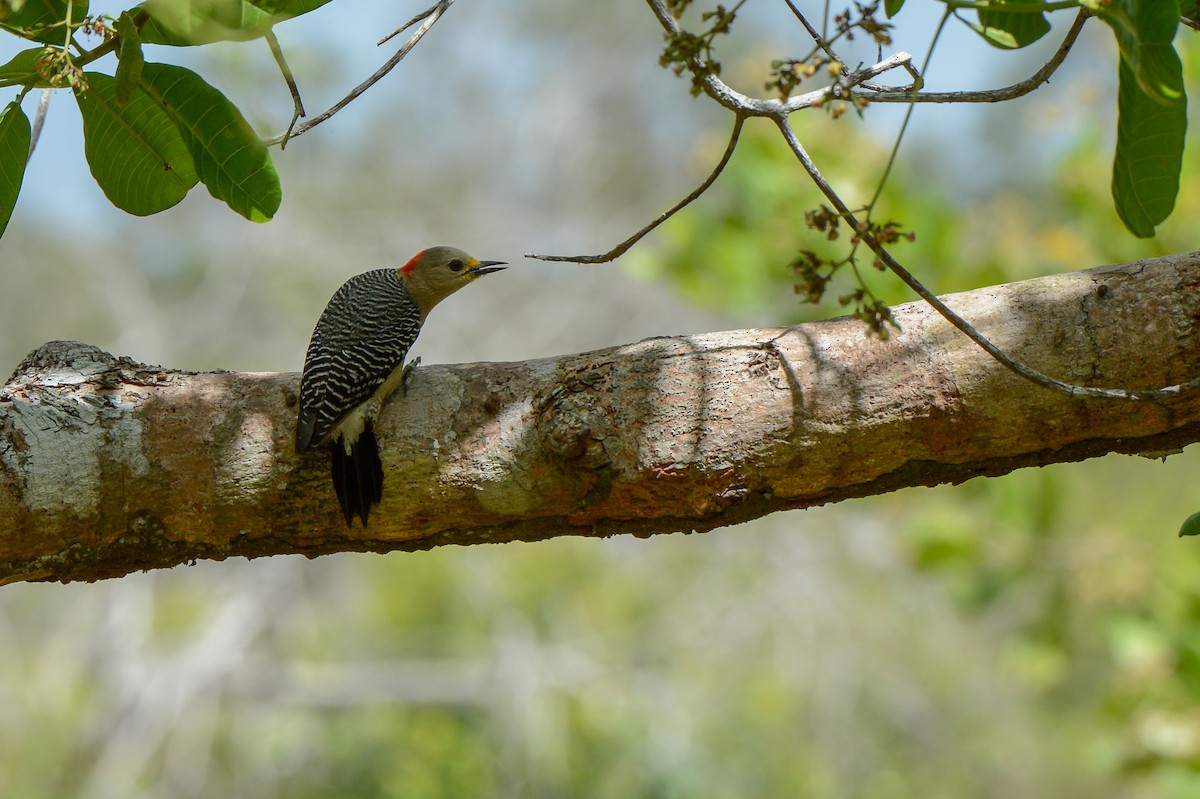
[295,245,506,527]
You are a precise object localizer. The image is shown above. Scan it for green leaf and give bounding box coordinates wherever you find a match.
[0,101,31,238]
[973,2,1050,49]
[114,11,144,105]
[0,0,88,44]
[247,0,332,15]
[1097,0,1184,104]
[1180,511,1200,537]
[1099,0,1186,236]
[884,0,905,18]
[75,71,199,216]
[138,0,273,45]
[136,0,330,45]
[0,46,54,87]
[1111,57,1186,237]
[140,62,280,221]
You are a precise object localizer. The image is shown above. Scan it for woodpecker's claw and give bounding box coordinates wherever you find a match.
[401,356,422,396]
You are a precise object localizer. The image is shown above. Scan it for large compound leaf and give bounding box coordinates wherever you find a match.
[137,0,330,45]
[140,62,280,221]
[974,1,1050,49]
[1112,58,1186,237]
[0,101,31,238]
[1,0,88,44]
[75,72,199,215]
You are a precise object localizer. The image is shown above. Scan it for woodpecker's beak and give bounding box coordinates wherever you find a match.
[467,260,506,278]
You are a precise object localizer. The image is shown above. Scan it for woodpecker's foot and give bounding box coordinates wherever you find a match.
[401,356,422,396]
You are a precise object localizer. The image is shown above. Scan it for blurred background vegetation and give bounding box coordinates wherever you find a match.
[2,2,1200,797]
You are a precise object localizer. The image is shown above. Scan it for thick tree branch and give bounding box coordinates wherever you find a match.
[2,253,1200,586]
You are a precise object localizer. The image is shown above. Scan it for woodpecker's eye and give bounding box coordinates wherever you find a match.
[448,259,465,273]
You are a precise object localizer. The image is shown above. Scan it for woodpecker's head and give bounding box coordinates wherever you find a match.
[398,245,506,313]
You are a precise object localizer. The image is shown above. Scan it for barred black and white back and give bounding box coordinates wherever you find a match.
[295,268,422,527]
[296,268,421,453]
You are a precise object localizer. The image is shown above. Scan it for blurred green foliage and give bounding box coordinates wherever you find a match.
[7,446,1200,796]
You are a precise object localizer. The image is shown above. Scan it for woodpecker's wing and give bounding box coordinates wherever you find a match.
[296,268,422,452]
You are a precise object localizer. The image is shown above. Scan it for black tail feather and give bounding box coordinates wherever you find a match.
[330,422,384,527]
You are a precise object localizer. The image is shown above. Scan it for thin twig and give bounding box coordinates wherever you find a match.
[647,0,916,115]
[782,0,840,64]
[266,30,305,150]
[856,7,1089,104]
[263,0,453,147]
[27,89,51,160]
[378,2,445,45]
[866,8,950,213]
[527,115,746,264]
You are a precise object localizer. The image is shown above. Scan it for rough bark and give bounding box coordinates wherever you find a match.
[2,252,1199,585]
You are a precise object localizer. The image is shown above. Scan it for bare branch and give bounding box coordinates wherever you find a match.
[647,0,1085,110]
[647,0,916,115]
[26,88,51,159]
[378,1,450,45]
[855,8,1089,104]
[788,52,919,108]
[263,0,454,147]
[266,30,305,150]
[526,115,745,264]
[527,5,913,265]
